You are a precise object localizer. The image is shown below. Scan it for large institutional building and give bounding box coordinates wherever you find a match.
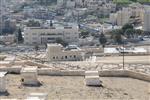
[24,24,79,45]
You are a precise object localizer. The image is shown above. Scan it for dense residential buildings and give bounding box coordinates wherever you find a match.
[0,34,15,44]
[24,23,79,45]
[110,4,144,26]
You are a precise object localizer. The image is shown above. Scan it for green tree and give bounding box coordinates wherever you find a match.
[56,38,68,47]
[34,44,39,55]
[122,23,133,33]
[80,30,89,38]
[111,29,123,44]
[17,28,23,43]
[34,45,39,52]
[99,33,107,48]
[124,28,134,38]
[135,29,143,36]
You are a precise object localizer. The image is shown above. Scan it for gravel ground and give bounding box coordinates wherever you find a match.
[0,74,149,100]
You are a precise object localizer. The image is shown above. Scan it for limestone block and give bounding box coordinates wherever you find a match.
[85,71,99,76]
[0,72,7,93]
[21,67,39,85]
[85,76,102,86]
[28,93,48,100]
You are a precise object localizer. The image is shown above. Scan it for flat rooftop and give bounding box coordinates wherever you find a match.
[1,74,149,100]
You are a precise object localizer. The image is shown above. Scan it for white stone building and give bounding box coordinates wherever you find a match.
[66,0,76,8]
[24,24,79,45]
[46,44,83,61]
[109,13,117,25]
[85,0,103,10]
[116,8,131,26]
[0,72,7,93]
[143,6,150,32]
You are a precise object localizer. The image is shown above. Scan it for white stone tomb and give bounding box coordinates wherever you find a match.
[85,71,102,86]
[21,67,39,85]
[0,72,7,93]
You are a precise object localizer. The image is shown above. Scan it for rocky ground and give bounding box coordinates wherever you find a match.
[1,75,149,100]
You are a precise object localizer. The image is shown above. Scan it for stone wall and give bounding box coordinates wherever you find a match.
[0,67,150,82]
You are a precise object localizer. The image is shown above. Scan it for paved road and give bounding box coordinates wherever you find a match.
[96,55,150,64]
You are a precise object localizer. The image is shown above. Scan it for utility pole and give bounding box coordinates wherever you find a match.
[0,0,5,36]
[122,30,128,69]
[123,40,125,69]
[0,0,3,35]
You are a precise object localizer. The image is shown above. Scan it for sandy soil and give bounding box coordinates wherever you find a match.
[0,74,149,100]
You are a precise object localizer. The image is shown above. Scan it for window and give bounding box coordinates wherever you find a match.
[61,56,64,59]
[32,33,36,35]
[56,56,58,59]
[48,38,55,40]
[53,57,55,59]
[65,56,67,59]
[74,55,76,58]
[66,37,70,39]
[70,55,72,58]
[41,33,45,35]
[32,37,37,40]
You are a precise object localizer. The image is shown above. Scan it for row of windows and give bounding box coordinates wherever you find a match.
[53,55,76,60]
[25,32,78,36]
[40,33,62,35]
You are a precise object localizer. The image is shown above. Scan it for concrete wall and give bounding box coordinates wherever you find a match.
[127,70,150,82]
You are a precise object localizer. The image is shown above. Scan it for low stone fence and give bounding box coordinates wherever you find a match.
[38,69,85,76]
[0,67,150,82]
[99,70,128,77]
[98,70,150,82]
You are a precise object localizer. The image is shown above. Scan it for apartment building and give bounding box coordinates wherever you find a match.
[116,8,131,26]
[109,9,131,26]
[110,4,144,26]
[109,13,117,25]
[143,6,150,32]
[0,0,5,34]
[24,24,79,45]
[85,0,103,10]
